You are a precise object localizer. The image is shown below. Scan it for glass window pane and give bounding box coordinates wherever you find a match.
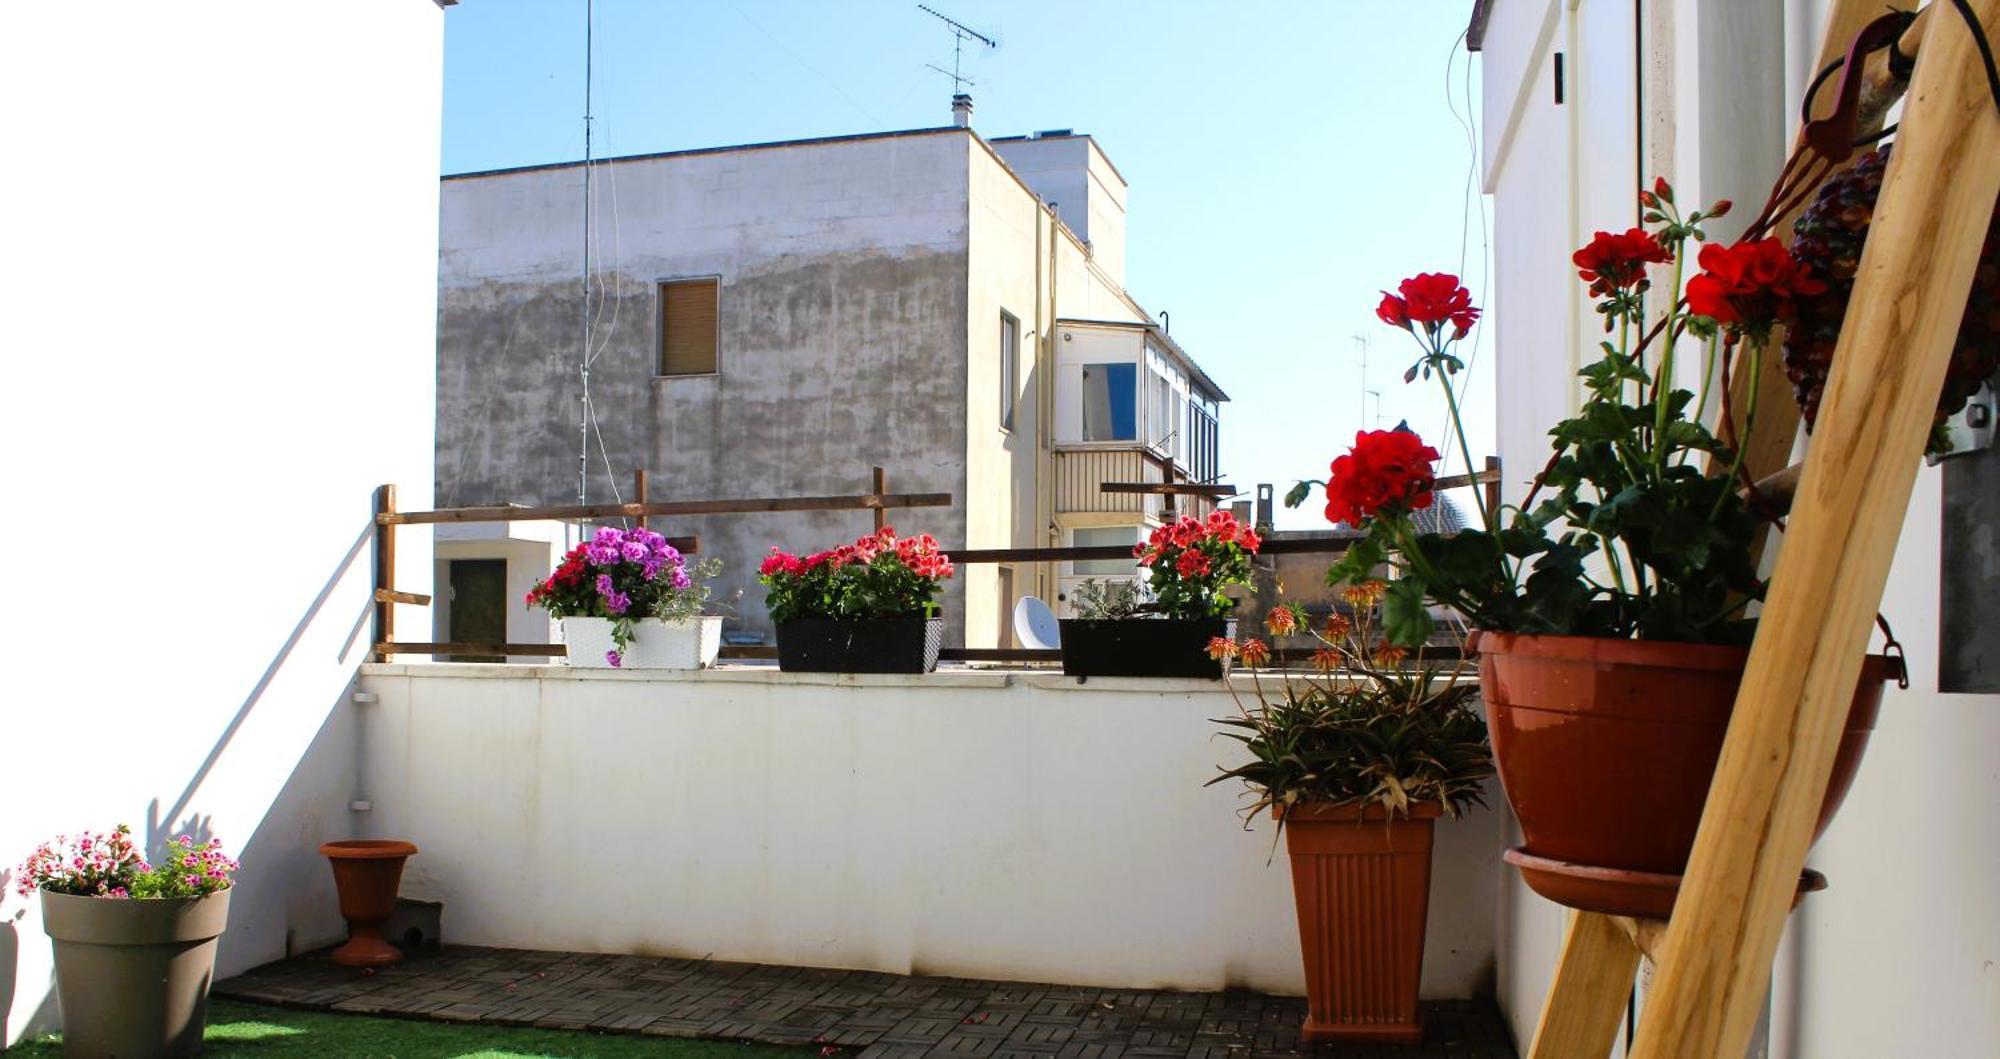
[1000,313,1018,431]
[1081,363,1137,441]
[1073,526,1140,576]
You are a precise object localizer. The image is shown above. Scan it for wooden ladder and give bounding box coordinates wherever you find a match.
[1524,2,2000,1056]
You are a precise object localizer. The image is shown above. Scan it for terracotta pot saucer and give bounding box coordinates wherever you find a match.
[1505,847,1826,920]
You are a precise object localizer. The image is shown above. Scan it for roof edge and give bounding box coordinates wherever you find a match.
[443,126,967,182]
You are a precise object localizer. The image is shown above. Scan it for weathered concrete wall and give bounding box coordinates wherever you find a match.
[438,131,973,638]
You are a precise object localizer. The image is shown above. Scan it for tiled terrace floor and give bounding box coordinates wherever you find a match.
[215,946,1517,1059]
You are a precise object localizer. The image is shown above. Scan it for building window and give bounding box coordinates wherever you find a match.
[1000,311,1020,432]
[1187,400,1219,483]
[658,278,719,376]
[1080,362,1137,441]
[1072,526,1140,576]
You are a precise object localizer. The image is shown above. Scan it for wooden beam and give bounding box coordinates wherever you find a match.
[634,468,649,530]
[1526,912,1642,1059]
[1632,5,2000,1056]
[949,535,1363,565]
[372,484,396,663]
[375,642,568,657]
[381,493,951,526]
[872,467,889,532]
[1099,482,1237,497]
[374,588,432,607]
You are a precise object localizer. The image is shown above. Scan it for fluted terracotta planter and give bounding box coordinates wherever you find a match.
[1280,802,1439,1045]
[320,840,418,967]
[1475,631,1897,918]
[41,888,231,1058]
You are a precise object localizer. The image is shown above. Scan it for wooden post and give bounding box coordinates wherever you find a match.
[372,484,396,664]
[871,466,888,532]
[633,468,649,530]
[1483,455,1503,520]
[1525,912,1642,1059]
[1631,5,2000,1056]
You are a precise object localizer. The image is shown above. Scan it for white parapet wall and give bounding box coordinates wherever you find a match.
[354,665,1503,997]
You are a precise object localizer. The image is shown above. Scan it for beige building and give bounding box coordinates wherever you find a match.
[434,115,1223,650]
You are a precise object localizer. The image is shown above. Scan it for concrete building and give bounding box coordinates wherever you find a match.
[435,121,1224,649]
[1473,2,2000,1056]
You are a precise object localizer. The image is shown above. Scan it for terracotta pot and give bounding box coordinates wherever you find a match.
[320,840,418,967]
[1280,802,1440,1045]
[1475,631,1896,917]
[41,888,230,1058]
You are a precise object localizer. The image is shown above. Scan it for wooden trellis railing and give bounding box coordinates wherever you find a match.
[1526,3,2000,1057]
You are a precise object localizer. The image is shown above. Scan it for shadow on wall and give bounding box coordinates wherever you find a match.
[4,519,378,1043]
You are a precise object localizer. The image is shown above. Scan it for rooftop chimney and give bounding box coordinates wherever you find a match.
[951,93,973,128]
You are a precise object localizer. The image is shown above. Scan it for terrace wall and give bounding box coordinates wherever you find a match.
[352,665,1505,999]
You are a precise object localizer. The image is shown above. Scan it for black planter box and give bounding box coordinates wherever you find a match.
[776,618,944,674]
[1058,618,1237,679]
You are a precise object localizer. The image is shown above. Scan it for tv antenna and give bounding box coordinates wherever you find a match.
[918,4,996,95]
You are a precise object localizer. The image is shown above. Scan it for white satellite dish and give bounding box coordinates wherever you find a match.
[1013,596,1062,651]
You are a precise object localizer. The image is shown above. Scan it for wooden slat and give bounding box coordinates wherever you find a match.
[1631,5,2000,1056]
[374,588,432,607]
[951,536,1362,565]
[382,495,947,526]
[872,467,889,532]
[1526,912,1643,1059]
[1099,482,1237,496]
[376,642,568,657]
[372,484,396,663]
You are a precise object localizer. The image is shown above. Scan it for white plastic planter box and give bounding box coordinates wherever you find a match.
[560,616,723,669]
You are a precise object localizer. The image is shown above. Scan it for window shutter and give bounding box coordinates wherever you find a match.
[660,280,718,376]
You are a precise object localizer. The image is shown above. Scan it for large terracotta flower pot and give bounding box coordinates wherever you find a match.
[41,887,230,1058]
[320,840,418,967]
[1475,631,1897,917]
[1280,802,1440,1045]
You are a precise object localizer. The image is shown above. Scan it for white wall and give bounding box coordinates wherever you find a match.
[0,1,443,1046]
[355,665,1503,998]
[1479,1,2000,1055]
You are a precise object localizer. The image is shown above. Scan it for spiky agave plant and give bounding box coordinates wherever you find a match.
[1786,145,2000,454]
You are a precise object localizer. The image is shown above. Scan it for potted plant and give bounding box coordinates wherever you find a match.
[320,839,419,967]
[1286,181,1904,918]
[1208,598,1491,1044]
[17,825,239,1057]
[1059,510,1262,679]
[528,526,724,669]
[759,527,953,673]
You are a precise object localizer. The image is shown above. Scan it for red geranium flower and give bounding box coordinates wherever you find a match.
[1324,429,1441,527]
[1378,273,1480,339]
[1685,238,1825,333]
[1573,228,1672,297]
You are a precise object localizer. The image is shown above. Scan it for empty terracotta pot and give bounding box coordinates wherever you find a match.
[1475,632,1897,917]
[320,840,418,967]
[1280,802,1440,1045]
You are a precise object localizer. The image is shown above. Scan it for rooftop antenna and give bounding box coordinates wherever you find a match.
[576,0,596,506]
[1352,333,1373,428]
[917,4,996,107]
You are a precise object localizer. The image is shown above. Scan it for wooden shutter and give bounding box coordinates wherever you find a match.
[659,279,718,376]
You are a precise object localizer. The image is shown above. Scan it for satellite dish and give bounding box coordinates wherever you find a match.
[1013,596,1062,651]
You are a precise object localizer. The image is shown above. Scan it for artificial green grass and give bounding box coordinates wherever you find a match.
[6,998,815,1058]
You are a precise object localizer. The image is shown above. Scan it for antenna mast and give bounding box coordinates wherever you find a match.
[917,4,996,98]
[576,0,595,506]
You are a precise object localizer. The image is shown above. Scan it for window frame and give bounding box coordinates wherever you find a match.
[999,310,1020,433]
[655,275,722,379]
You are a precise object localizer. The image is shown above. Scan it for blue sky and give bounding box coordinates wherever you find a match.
[443,0,1492,529]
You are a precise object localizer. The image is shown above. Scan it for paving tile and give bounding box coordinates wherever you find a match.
[213,945,1516,1059]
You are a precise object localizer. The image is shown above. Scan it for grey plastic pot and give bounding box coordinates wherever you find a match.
[41,888,231,1058]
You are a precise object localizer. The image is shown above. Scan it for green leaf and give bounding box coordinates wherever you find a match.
[1381,577,1434,648]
